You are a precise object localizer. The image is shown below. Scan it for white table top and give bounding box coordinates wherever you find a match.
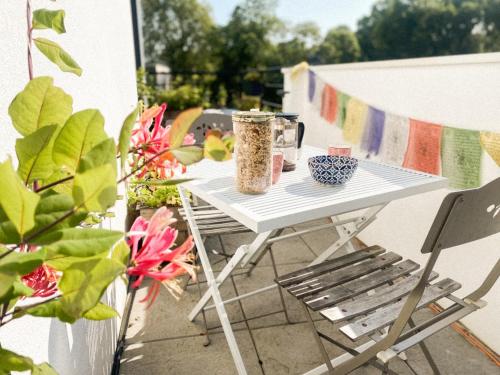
[182,146,448,233]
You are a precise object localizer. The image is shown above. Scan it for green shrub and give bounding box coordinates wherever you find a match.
[128,183,190,208]
[156,84,210,111]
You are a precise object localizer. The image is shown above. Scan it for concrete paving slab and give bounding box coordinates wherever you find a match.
[121,228,499,375]
[125,278,246,344]
[122,331,263,375]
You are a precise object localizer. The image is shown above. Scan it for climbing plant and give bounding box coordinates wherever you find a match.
[0,2,231,373]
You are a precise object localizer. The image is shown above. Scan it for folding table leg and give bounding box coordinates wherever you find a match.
[188,244,248,321]
[179,187,248,374]
[311,204,387,266]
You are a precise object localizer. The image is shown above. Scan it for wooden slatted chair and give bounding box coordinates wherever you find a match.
[181,112,251,238]
[276,177,500,374]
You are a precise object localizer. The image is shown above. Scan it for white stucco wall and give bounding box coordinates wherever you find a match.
[283,53,500,353]
[0,1,137,373]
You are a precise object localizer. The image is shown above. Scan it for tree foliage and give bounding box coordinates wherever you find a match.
[357,0,500,61]
[141,0,217,72]
[141,0,500,107]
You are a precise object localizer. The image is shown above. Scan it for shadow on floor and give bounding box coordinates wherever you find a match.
[120,221,498,374]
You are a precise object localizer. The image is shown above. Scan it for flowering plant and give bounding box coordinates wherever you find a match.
[130,103,196,179]
[0,3,229,374]
[127,207,196,306]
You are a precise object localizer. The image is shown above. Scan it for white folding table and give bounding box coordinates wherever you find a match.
[178,145,447,375]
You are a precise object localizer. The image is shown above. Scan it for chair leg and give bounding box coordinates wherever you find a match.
[381,362,389,375]
[302,302,334,373]
[193,253,211,347]
[269,247,292,324]
[245,245,270,277]
[408,316,441,375]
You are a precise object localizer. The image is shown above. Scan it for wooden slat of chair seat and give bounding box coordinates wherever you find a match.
[178,205,217,212]
[303,259,420,311]
[275,246,385,287]
[320,270,439,323]
[287,252,403,299]
[340,278,462,340]
[193,216,241,224]
[199,227,250,235]
[196,221,247,230]
[179,210,230,220]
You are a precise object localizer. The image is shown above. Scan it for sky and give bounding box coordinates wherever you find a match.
[204,0,377,34]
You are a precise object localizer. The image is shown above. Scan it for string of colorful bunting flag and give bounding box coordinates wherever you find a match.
[305,68,500,189]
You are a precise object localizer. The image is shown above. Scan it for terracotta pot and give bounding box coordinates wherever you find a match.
[139,206,189,244]
[125,205,140,231]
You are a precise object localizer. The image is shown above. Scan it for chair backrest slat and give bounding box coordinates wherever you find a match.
[422,177,500,253]
[191,113,233,143]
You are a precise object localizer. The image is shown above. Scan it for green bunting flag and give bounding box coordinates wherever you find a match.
[441,127,482,189]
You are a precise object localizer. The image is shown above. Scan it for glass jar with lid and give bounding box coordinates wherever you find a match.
[274,113,300,171]
[232,110,275,194]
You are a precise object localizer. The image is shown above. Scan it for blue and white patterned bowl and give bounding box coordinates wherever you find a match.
[308,155,358,185]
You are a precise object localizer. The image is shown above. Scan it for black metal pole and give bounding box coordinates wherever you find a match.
[130,0,144,69]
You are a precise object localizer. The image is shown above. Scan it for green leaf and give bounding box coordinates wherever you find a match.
[0,272,17,303]
[83,302,118,320]
[78,138,117,174]
[53,109,108,174]
[58,257,125,319]
[36,228,123,257]
[0,248,46,275]
[0,159,40,237]
[23,300,75,323]
[0,191,86,244]
[171,146,203,165]
[118,106,139,171]
[32,9,66,34]
[44,170,73,196]
[111,240,130,266]
[34,38,82,76]
[222,133,235,152]
[0,348,33,373]
[32,362,58,375]
[73,164,117,212]
[8,76,72,136]
[169,107,202,148]
[16,125,59,184]
[204,135,231,161]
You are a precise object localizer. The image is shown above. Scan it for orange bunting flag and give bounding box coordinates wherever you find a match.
[480,131,500,166]
[321,84,338,124]
[403,120,443,175]
[343,98,368,144]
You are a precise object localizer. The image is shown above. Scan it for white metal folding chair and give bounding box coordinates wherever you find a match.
[181,112,293,344]
[276,177,500,374]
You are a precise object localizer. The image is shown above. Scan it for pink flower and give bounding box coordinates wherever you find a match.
[126,207,196,306]
[130,103,195,179]
[22,264,59,298]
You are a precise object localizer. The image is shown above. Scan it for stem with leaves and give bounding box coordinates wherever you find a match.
[26,0,33,80]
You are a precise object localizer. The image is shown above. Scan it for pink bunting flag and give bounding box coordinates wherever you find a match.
[403,120,443,175]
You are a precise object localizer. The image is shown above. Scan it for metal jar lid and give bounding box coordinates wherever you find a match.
[232,109,275,123]
[275,112,299,121]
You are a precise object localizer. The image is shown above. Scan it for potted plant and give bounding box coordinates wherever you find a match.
[127,180,191,242]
